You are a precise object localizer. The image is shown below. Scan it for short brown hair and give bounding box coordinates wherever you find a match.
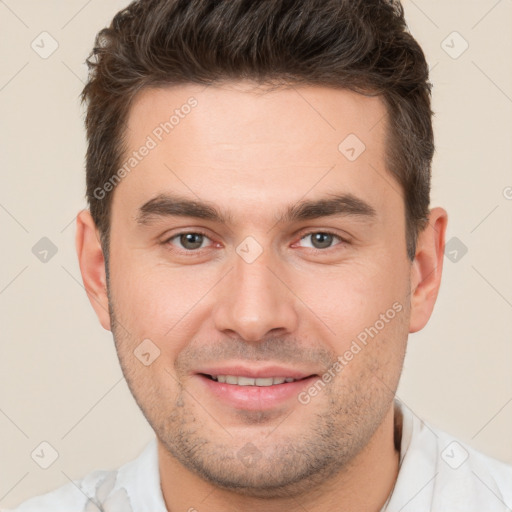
[81,0,433,261]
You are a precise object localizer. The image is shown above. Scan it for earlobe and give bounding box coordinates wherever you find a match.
[409,207,448,333]
[75,210,112,331]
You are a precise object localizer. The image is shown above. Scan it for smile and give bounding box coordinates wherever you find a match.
[197,371,318,410]
[207,375,299,386]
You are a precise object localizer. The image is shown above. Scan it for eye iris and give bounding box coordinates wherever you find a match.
[311,232,333,249]
[180,233,204,250]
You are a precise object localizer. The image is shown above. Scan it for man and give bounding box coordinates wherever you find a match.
[6,0,511,511]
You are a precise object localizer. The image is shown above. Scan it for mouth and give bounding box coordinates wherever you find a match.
[200,374,310,386]
[195,368,319,410]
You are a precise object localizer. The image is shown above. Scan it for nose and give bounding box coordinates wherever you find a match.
[212,248,299,342]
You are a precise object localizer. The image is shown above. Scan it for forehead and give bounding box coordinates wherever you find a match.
[115,81,400,224]
[126,81,388,156]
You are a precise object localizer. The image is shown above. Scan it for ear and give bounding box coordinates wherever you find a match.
[75,209,111,331]
[409,207,448,333]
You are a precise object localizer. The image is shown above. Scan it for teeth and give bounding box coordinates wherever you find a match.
[211,375,296,386]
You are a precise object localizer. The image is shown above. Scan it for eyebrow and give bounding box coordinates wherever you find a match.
[136,192,377,226]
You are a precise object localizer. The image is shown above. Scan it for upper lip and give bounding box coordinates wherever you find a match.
[195,365,318,380]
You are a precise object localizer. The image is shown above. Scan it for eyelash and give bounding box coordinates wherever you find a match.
[162,230,348,255]
[163,230,214,253]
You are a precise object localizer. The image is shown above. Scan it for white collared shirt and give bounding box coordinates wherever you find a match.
[5,399,512,511]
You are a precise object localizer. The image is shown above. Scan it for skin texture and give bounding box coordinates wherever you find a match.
[76,81,447,512]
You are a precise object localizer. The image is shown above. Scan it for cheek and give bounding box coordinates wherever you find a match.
[296,256,407,342]
[325,296,409,401]
[110,267,166,329]
[108,251,217,345]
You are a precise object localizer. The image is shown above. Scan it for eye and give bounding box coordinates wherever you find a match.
[298,232,344,250]
[167,232,212,251]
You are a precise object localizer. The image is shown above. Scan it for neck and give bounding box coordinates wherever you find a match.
[158,403,400,512]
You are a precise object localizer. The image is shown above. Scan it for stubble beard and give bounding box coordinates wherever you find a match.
[107,287,408,498]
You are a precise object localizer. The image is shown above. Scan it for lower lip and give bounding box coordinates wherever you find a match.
[197,374,317,410]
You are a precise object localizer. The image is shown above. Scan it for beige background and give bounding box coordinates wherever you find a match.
[1,0,511,507]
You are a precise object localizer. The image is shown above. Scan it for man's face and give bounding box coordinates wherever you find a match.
[105,82,413,495]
